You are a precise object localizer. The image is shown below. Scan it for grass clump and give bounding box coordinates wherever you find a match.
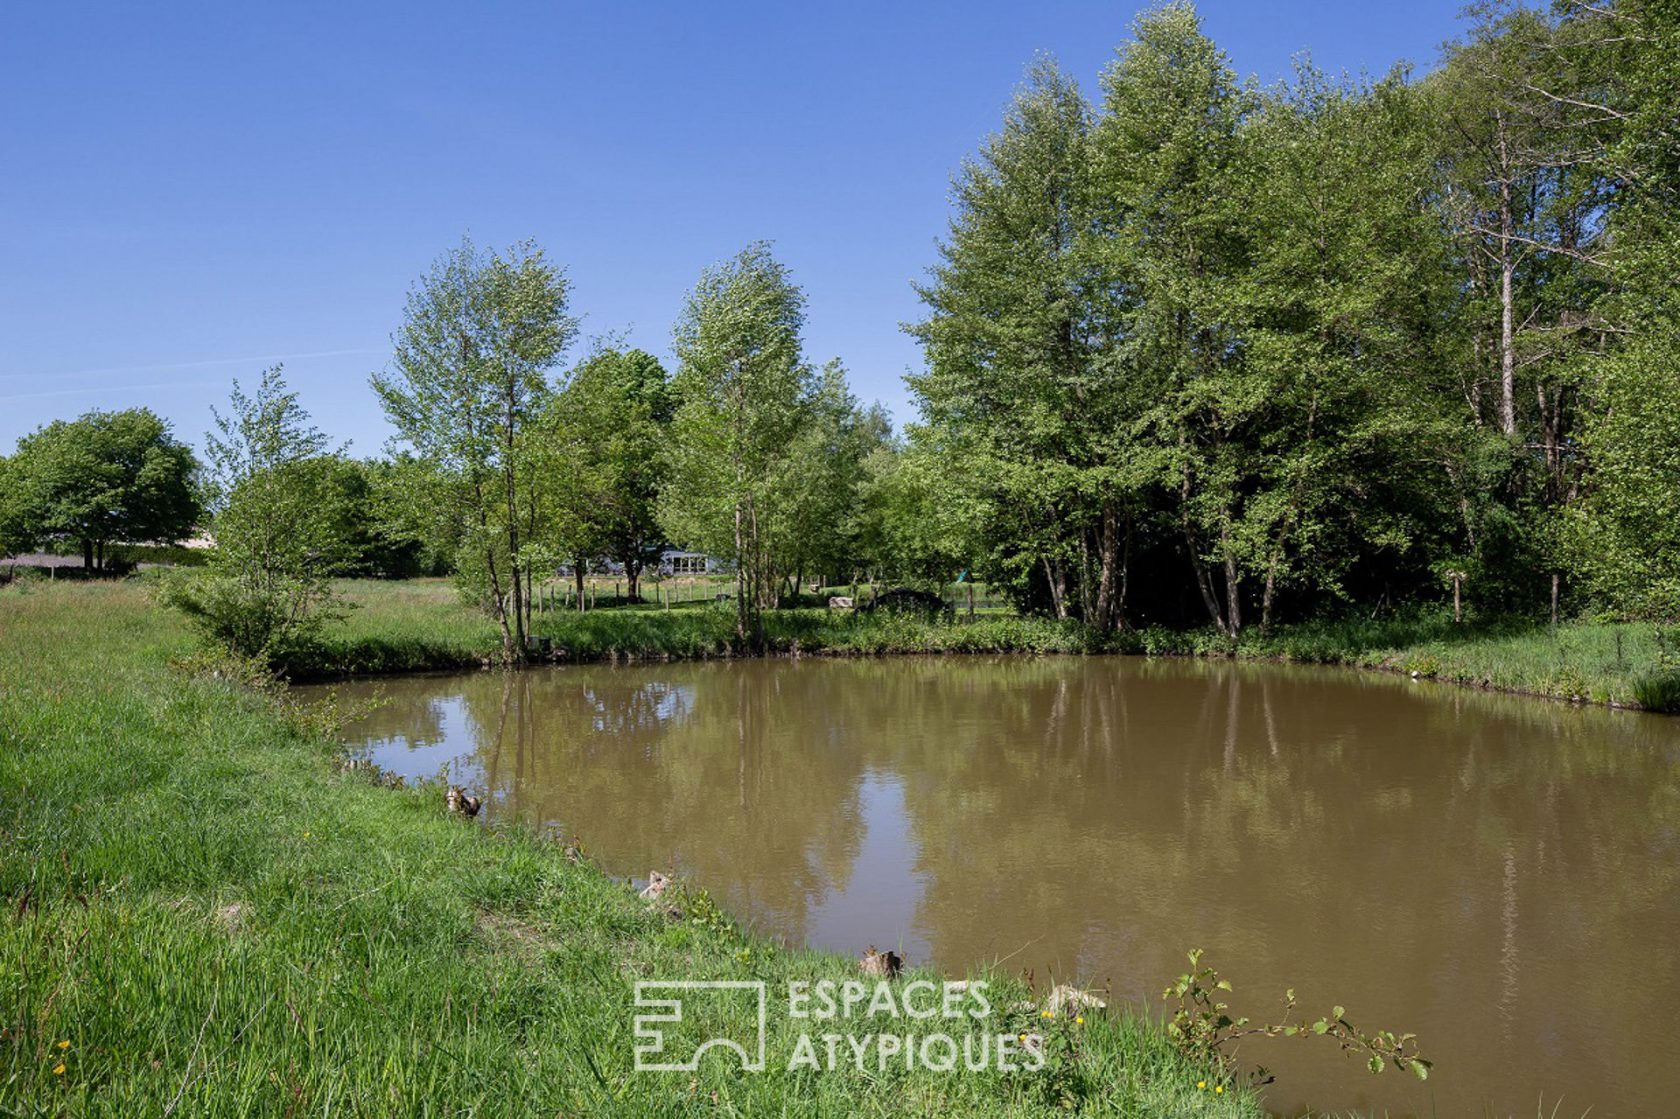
[1632,669,1680,713]
[0,580,1257,1116]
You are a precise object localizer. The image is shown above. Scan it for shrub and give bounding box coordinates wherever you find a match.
[157,570,341,667]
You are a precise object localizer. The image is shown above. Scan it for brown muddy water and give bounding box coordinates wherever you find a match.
[304,656,1680,1117]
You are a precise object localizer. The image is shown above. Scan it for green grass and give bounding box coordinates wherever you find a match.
[279,579,1679,710]
[1224,611,1672,708]
[274,578,1112,679]
[0,580,1259,1116]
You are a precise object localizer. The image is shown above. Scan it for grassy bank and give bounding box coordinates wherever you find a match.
[1211,612,1674,708]
[0,580,1257,1116]
[285,578,1677,709]
[288,578,1114,678]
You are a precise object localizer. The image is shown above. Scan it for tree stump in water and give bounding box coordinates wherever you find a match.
[639,871,669,901]
[859,946,902,978]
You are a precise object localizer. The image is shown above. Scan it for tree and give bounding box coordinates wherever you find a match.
[373,237,575,657]
[660,243,814,646]
[162,367,350,663]
[911,55,1143,627]
[533,347,672,601]
[1091,3,1256,635]
[1564,0,1680,617]
[855,427,983,586]
[4,408,199,570]
[1234,64,1462,628]
[0,455,34,560]
[775,362,888,592]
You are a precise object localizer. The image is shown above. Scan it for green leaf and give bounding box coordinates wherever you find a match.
[1368,1055,1385,1075]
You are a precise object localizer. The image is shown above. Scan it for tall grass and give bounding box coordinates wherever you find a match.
[0,580,1258,1116]
[1229,611,1669,707]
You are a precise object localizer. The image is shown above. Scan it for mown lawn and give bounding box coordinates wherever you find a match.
[0,580,1259,1117]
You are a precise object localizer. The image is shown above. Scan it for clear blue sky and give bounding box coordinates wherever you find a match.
[1,1,1468,458]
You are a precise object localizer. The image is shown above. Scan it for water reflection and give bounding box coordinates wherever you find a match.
[306,657,1680,1118]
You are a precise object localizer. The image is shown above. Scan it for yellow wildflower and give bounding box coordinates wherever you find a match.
[56,1040,69,1050]
[52,1064,66,1076]
[1040,1010,1053,1018]
[1215,1085,1225,1095]
[1197,1080,1206,1090]
[1075,1016,1084,1024]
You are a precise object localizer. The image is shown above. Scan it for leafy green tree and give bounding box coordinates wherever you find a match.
[856,427,983,586]
[4,408,199,570]
[533,347,672,601]
[660,243,814,645]
[1090,3,1255,634]
[162,367,350,663]
[373,237,575,656]
[0,455,33,560]
[1565,0,1680,617]
[911,55,1145,626]
[1234,65,1464,628]
[774,362,888,592]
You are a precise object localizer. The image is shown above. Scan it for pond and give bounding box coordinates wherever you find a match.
[304,656,1680,1117]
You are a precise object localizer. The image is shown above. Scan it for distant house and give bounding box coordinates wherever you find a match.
[658,549,725,576]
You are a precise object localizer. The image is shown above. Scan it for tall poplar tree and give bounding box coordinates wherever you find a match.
[373,238,575,657]
[660,243,813,646]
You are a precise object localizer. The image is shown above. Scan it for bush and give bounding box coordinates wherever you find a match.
[157,571,341,667]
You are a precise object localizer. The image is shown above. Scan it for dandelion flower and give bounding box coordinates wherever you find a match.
[1216,1085,1225,1095]
[52,1064,65,1076]
[1040,1010,1053,1018]
[56,1040,69,1050]
[1197,1080,1207,1090]
[1075,1016,1084,1025]
[1018,1033,1027,1042]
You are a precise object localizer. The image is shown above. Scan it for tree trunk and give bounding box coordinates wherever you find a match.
[1115,522,1131,630]
[1497,113,1517,438]
[82,539,94,571]
[1092,500,1121,631]
[486,544,511,652]
[503,383,525,657]
[574,566,586,612]
[1221,515,1242,638]
[1041,555,1068,620]
[1181,464,1230,636]
[733,497,747,644]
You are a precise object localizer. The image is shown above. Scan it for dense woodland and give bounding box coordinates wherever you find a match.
[3,0,1678,654]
